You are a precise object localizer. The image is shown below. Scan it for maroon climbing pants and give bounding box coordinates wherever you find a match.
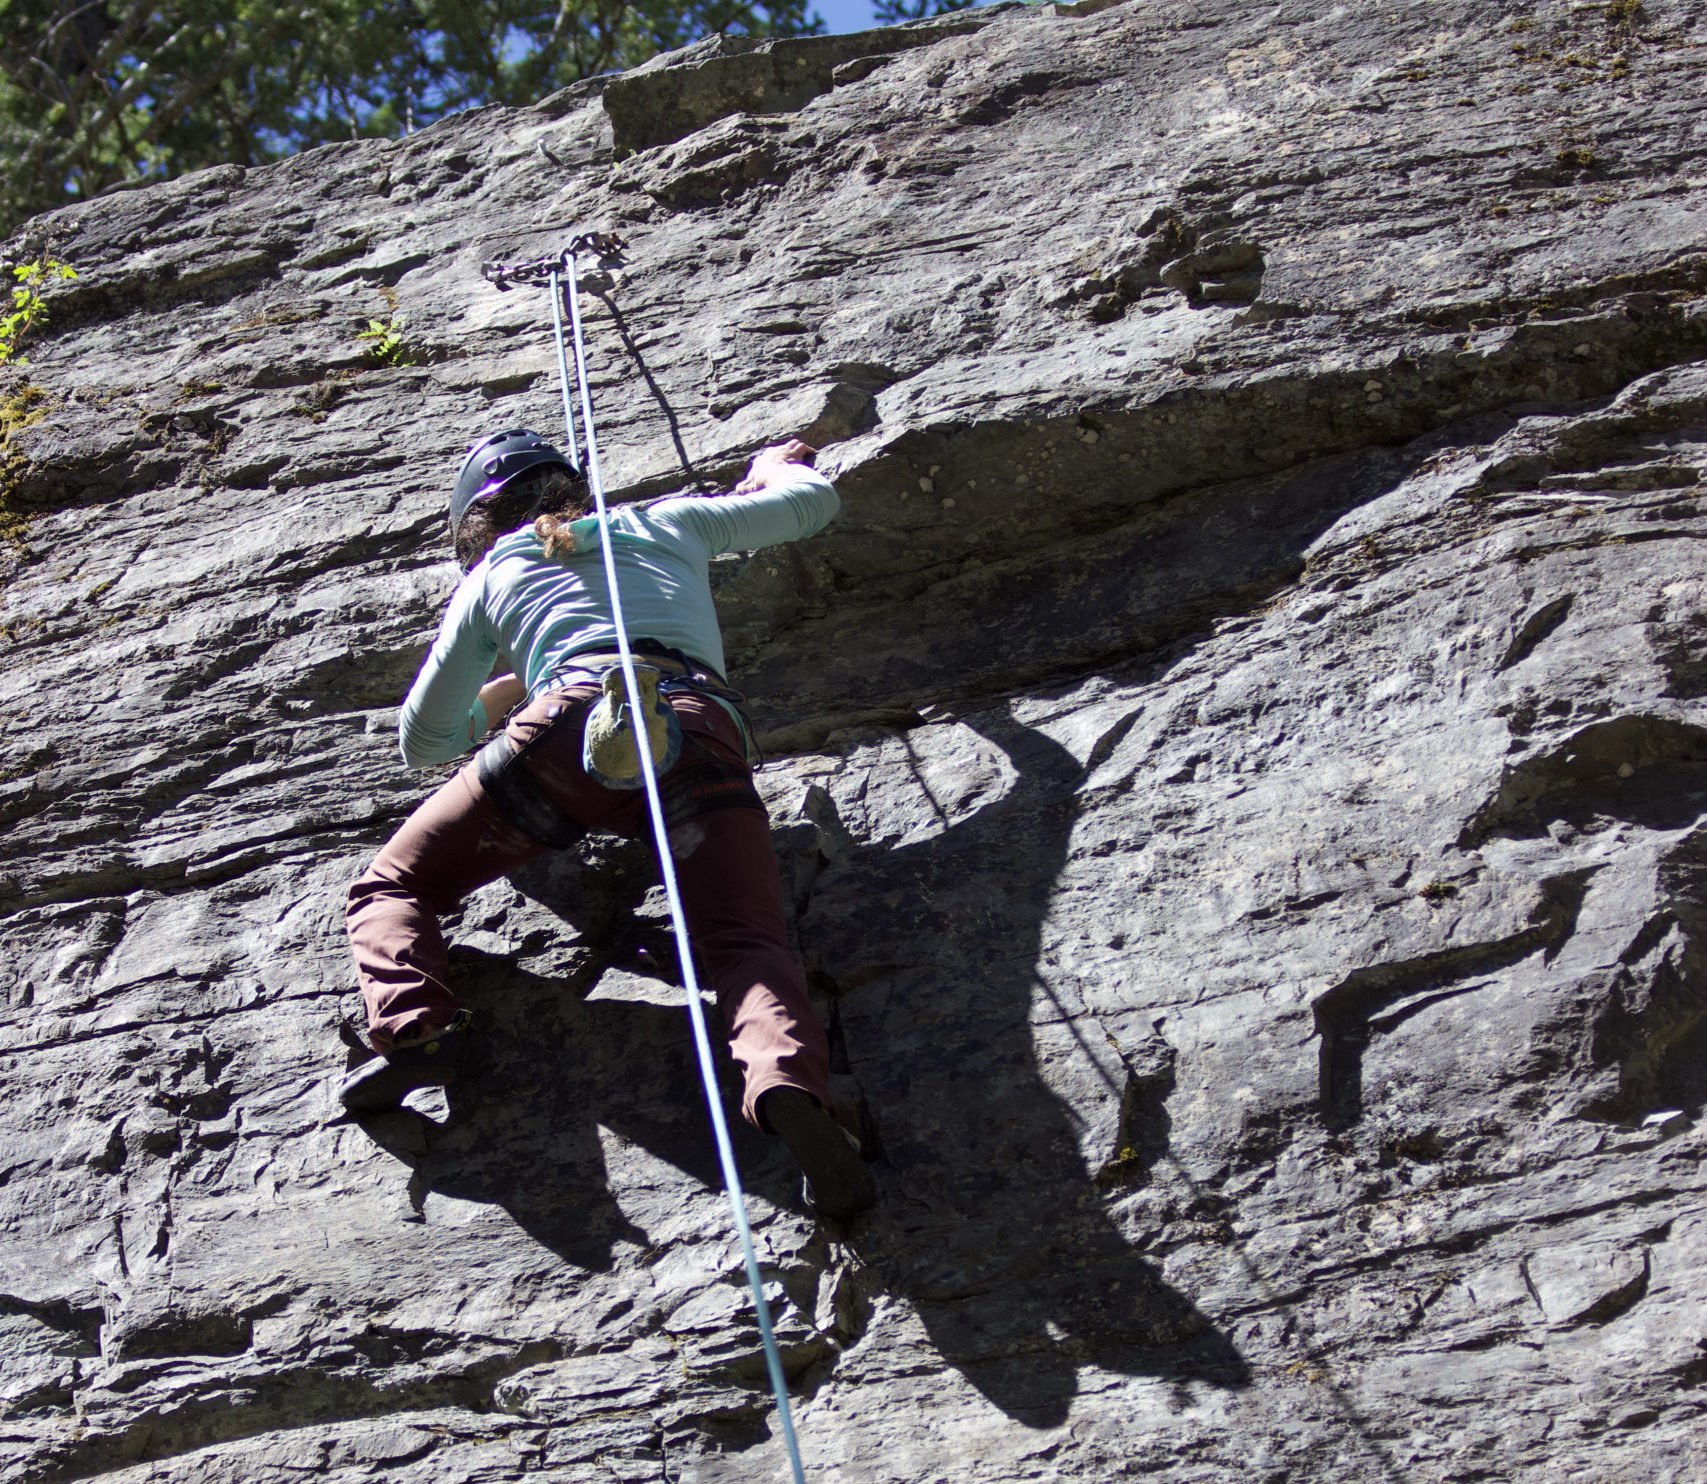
[346,684,830,1129]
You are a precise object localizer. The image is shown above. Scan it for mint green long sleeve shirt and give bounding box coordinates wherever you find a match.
[398,470,840,769]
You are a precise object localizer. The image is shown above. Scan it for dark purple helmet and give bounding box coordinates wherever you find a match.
[450,429,577,533]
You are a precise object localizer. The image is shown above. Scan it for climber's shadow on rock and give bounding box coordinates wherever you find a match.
[351,708,1246,1415]
[802,705,1249,1425]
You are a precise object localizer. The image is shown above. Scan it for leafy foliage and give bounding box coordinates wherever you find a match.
[0,379,50,550]
[873,0,975,24]
[358,313,413,367]
[0,258,78,365]
[0,0,822,236]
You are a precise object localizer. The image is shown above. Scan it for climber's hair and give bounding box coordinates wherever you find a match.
[454,468,588,571]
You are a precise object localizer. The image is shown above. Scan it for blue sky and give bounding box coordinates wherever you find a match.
[809,0,994,34]
[810,0,885,30]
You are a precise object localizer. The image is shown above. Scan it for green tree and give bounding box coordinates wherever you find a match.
[0,0,821,237]
[872,0,972,23]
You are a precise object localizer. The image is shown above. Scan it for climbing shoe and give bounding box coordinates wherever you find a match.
[582,664,682,789]
[763,1089,876,1221]
[339,1011,472,1114]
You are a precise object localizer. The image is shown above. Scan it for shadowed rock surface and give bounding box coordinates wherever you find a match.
[2,1,1705,1479]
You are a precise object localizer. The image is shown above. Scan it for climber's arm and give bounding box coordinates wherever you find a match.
[472,672,527,740]
[659,441,839,556]
[398,577,502,768]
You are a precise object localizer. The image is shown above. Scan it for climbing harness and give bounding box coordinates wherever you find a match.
[474,719,585,849]
[481,235,813,1484]
[477,643,761,849]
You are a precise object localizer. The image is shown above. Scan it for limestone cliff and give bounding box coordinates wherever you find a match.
[2,1,1705,1479]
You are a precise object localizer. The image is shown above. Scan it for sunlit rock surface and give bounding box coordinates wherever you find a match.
[2,1,1705,1478]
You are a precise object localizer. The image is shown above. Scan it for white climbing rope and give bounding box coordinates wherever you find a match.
[546,266,582,472]
[552,240,811,1484]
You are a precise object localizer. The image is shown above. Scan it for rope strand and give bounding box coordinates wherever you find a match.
[555,246,811,1484]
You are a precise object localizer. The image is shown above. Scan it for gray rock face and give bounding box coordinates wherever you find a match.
[3,1,1706,1478]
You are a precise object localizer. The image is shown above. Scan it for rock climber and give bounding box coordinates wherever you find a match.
[339,428,875,1220]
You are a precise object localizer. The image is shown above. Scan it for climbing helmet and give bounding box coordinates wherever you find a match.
[450,428,578,533]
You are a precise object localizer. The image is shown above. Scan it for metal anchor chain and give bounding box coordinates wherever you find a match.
[480,233,626,291]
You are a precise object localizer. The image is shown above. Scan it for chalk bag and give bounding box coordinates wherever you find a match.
[583,664,682,789]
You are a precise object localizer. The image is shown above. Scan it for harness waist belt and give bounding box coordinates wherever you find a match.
[536,644,745,706]
[555,648,696,677]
